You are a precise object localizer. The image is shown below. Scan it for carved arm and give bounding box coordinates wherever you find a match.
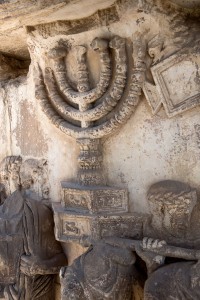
[104,237,200,261]
[20,253,67,276]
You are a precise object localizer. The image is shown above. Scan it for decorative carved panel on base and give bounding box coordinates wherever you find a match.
[54,203,145,242]
[60,183,129,214]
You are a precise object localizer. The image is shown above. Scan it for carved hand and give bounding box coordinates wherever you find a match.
[142,237,167,252]
[135,237,166,275]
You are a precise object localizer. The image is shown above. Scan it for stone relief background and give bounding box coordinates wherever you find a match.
[1,77,200,214]
[0,0,200,298]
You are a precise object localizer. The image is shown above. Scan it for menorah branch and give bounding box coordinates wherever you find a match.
[49,38,111,106]
[34,34,146,140]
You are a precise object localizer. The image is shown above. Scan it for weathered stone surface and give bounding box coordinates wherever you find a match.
[169,0,200,8]
[53,204,144,242]
[0,0,116,59]
[1,0,200,299]
[33,34,145,139]
[135,180,200,299]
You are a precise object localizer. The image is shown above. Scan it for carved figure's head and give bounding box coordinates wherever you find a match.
[147,180,197,237]
[20,158,49,200]
[0,156,22,196]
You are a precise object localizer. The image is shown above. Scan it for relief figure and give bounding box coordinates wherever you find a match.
[0,156,67,300]
[60,240,137,300]
[136,180,200,299]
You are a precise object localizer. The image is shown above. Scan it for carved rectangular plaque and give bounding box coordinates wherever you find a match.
[53,204,92,242]
[61,182,129,214]
[92,214,144,240]
[151,51,200,117]
[62,189,90,211]
[94,189,128,212]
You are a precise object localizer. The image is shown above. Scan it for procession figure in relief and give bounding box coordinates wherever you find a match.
[60,240,137,300]
[135,180,200,299]
[0,156,67,300]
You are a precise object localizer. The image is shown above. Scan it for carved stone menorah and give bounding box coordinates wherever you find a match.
[34,34,146,243]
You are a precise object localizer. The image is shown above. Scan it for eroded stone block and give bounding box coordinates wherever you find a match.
[61,182,129,214]
[53,202,144,242]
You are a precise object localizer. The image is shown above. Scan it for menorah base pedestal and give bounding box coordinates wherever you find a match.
[53,182,144,243]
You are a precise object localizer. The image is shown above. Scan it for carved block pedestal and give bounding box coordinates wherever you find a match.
[53,183,143,243]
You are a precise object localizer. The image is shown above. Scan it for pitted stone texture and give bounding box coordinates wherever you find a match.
[0,155,67,299]
[60,239,136,300]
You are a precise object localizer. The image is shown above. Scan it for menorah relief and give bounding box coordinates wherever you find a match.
[34,34,146,185]
[32,32,147,299]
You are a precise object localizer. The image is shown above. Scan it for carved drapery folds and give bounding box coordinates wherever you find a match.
[140,180,200,300]
[60,240,136,300]
[58,179,200,299]
[0,156,67,299]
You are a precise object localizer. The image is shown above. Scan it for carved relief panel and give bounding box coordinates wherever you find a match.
[29,4,147,247]
[0,0,199,299]
[144,46,200,117]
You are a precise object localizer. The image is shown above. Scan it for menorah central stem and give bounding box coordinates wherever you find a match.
[75,45,92,129]
[77,138,104,186]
